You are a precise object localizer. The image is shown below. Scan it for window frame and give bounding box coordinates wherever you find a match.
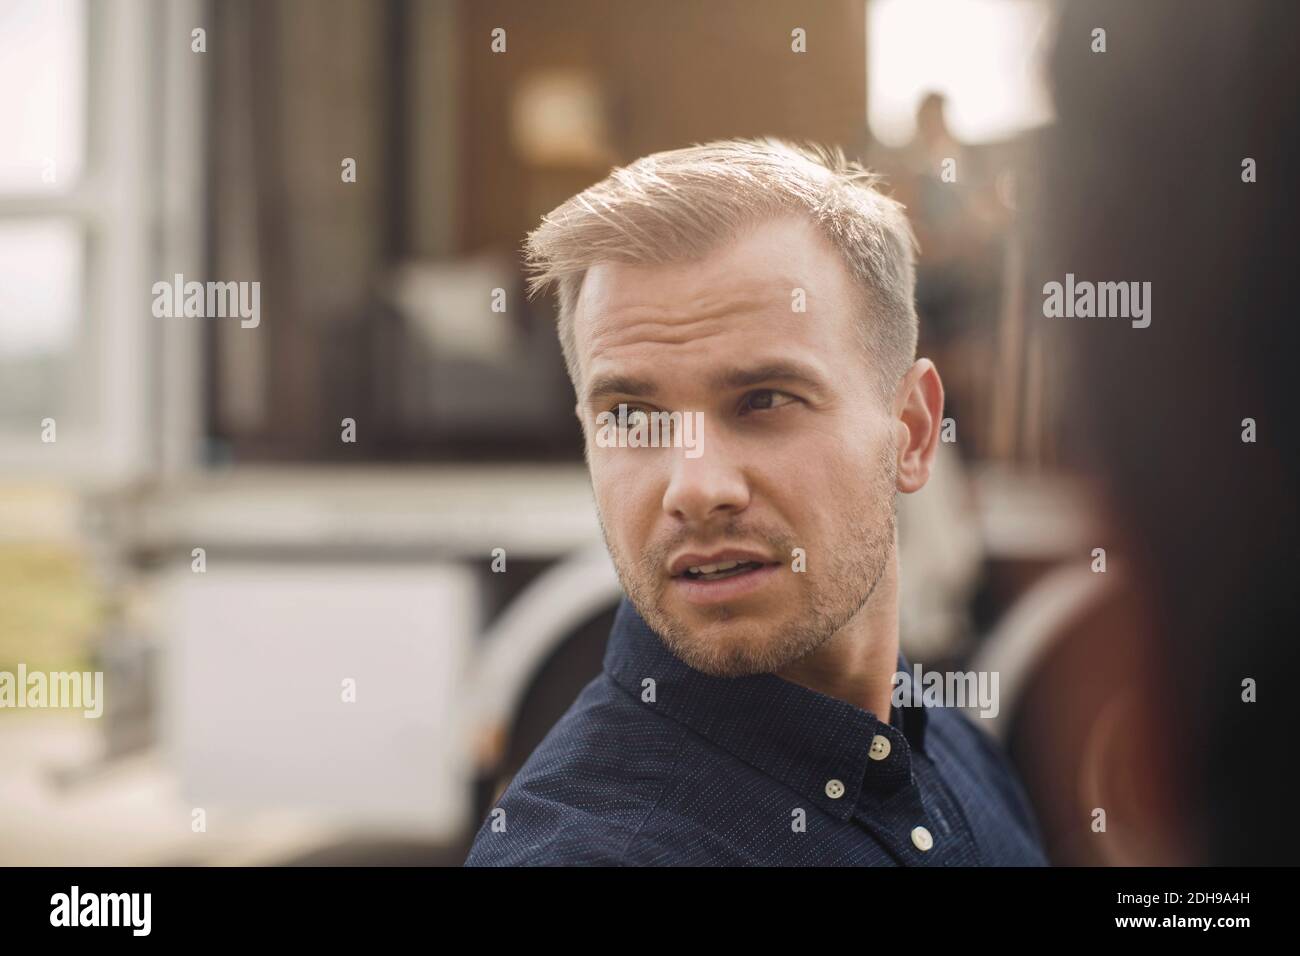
[0,0,207,483]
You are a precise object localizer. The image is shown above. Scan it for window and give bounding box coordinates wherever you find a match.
[0,0,206,480]
[0,0,88,441]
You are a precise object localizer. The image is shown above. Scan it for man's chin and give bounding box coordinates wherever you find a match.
[660,597,773,640]
[650,606,802,677]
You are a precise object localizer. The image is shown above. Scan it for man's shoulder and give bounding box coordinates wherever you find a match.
[925,703,1022,782]
[463,672,688,866]
[924,704,1045,846]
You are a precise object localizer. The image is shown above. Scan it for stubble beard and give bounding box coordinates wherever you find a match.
[597,451,898,678]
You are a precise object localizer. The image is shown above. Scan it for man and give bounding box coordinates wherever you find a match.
[465,139,1046,866]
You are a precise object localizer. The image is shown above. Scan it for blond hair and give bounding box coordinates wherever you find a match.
[524,138,919,397]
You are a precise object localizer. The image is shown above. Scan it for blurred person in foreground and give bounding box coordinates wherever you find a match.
[465,140,1046,866]
[1010,0,1300,865]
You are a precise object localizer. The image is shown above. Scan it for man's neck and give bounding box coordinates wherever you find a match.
[774,558,900,722]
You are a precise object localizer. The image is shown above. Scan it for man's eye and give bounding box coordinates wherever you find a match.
[609,406,651,428]
[741,390,796,413]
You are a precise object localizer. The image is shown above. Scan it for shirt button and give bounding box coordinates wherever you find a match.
[868,734,891,761]
[911,826,934,852]
[825,778,845,799]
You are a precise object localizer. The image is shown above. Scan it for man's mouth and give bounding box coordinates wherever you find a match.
[668,549,776,578]
[668,551,783,606]
[679,559,768,582]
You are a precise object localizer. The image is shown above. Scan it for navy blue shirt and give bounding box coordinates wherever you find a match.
[465,597,1047,866]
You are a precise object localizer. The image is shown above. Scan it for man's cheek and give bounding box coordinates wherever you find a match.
[589,455,628,526]
[593,455,654,543]
[591,446,640,485]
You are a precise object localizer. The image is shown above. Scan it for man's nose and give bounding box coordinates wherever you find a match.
[661,442,750,524]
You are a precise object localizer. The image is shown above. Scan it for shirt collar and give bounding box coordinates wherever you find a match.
[603,596,930,821]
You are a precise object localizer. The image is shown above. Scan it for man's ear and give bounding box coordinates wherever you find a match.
[893,359,944,494]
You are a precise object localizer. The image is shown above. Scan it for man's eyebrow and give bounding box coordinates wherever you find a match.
[584,373,659,407]
[583,361,829,407]
[712,360,828,392]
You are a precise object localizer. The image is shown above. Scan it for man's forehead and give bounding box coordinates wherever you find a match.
[580,223,852,333]
[578,257,800,318]
[577,270,815,392]
[569,215,864,389]
[578,213,837,300]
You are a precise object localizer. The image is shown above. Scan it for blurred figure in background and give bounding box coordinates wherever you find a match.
[1011,0,1300,865]
[890,92,1009,459]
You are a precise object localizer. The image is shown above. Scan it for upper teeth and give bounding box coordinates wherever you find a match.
[689,560,742,574]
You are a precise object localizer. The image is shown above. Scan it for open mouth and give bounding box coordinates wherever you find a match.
[679,559,769,582]
[667,551,782,605]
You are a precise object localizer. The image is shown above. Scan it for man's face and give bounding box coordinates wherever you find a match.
[574,214,901,677]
